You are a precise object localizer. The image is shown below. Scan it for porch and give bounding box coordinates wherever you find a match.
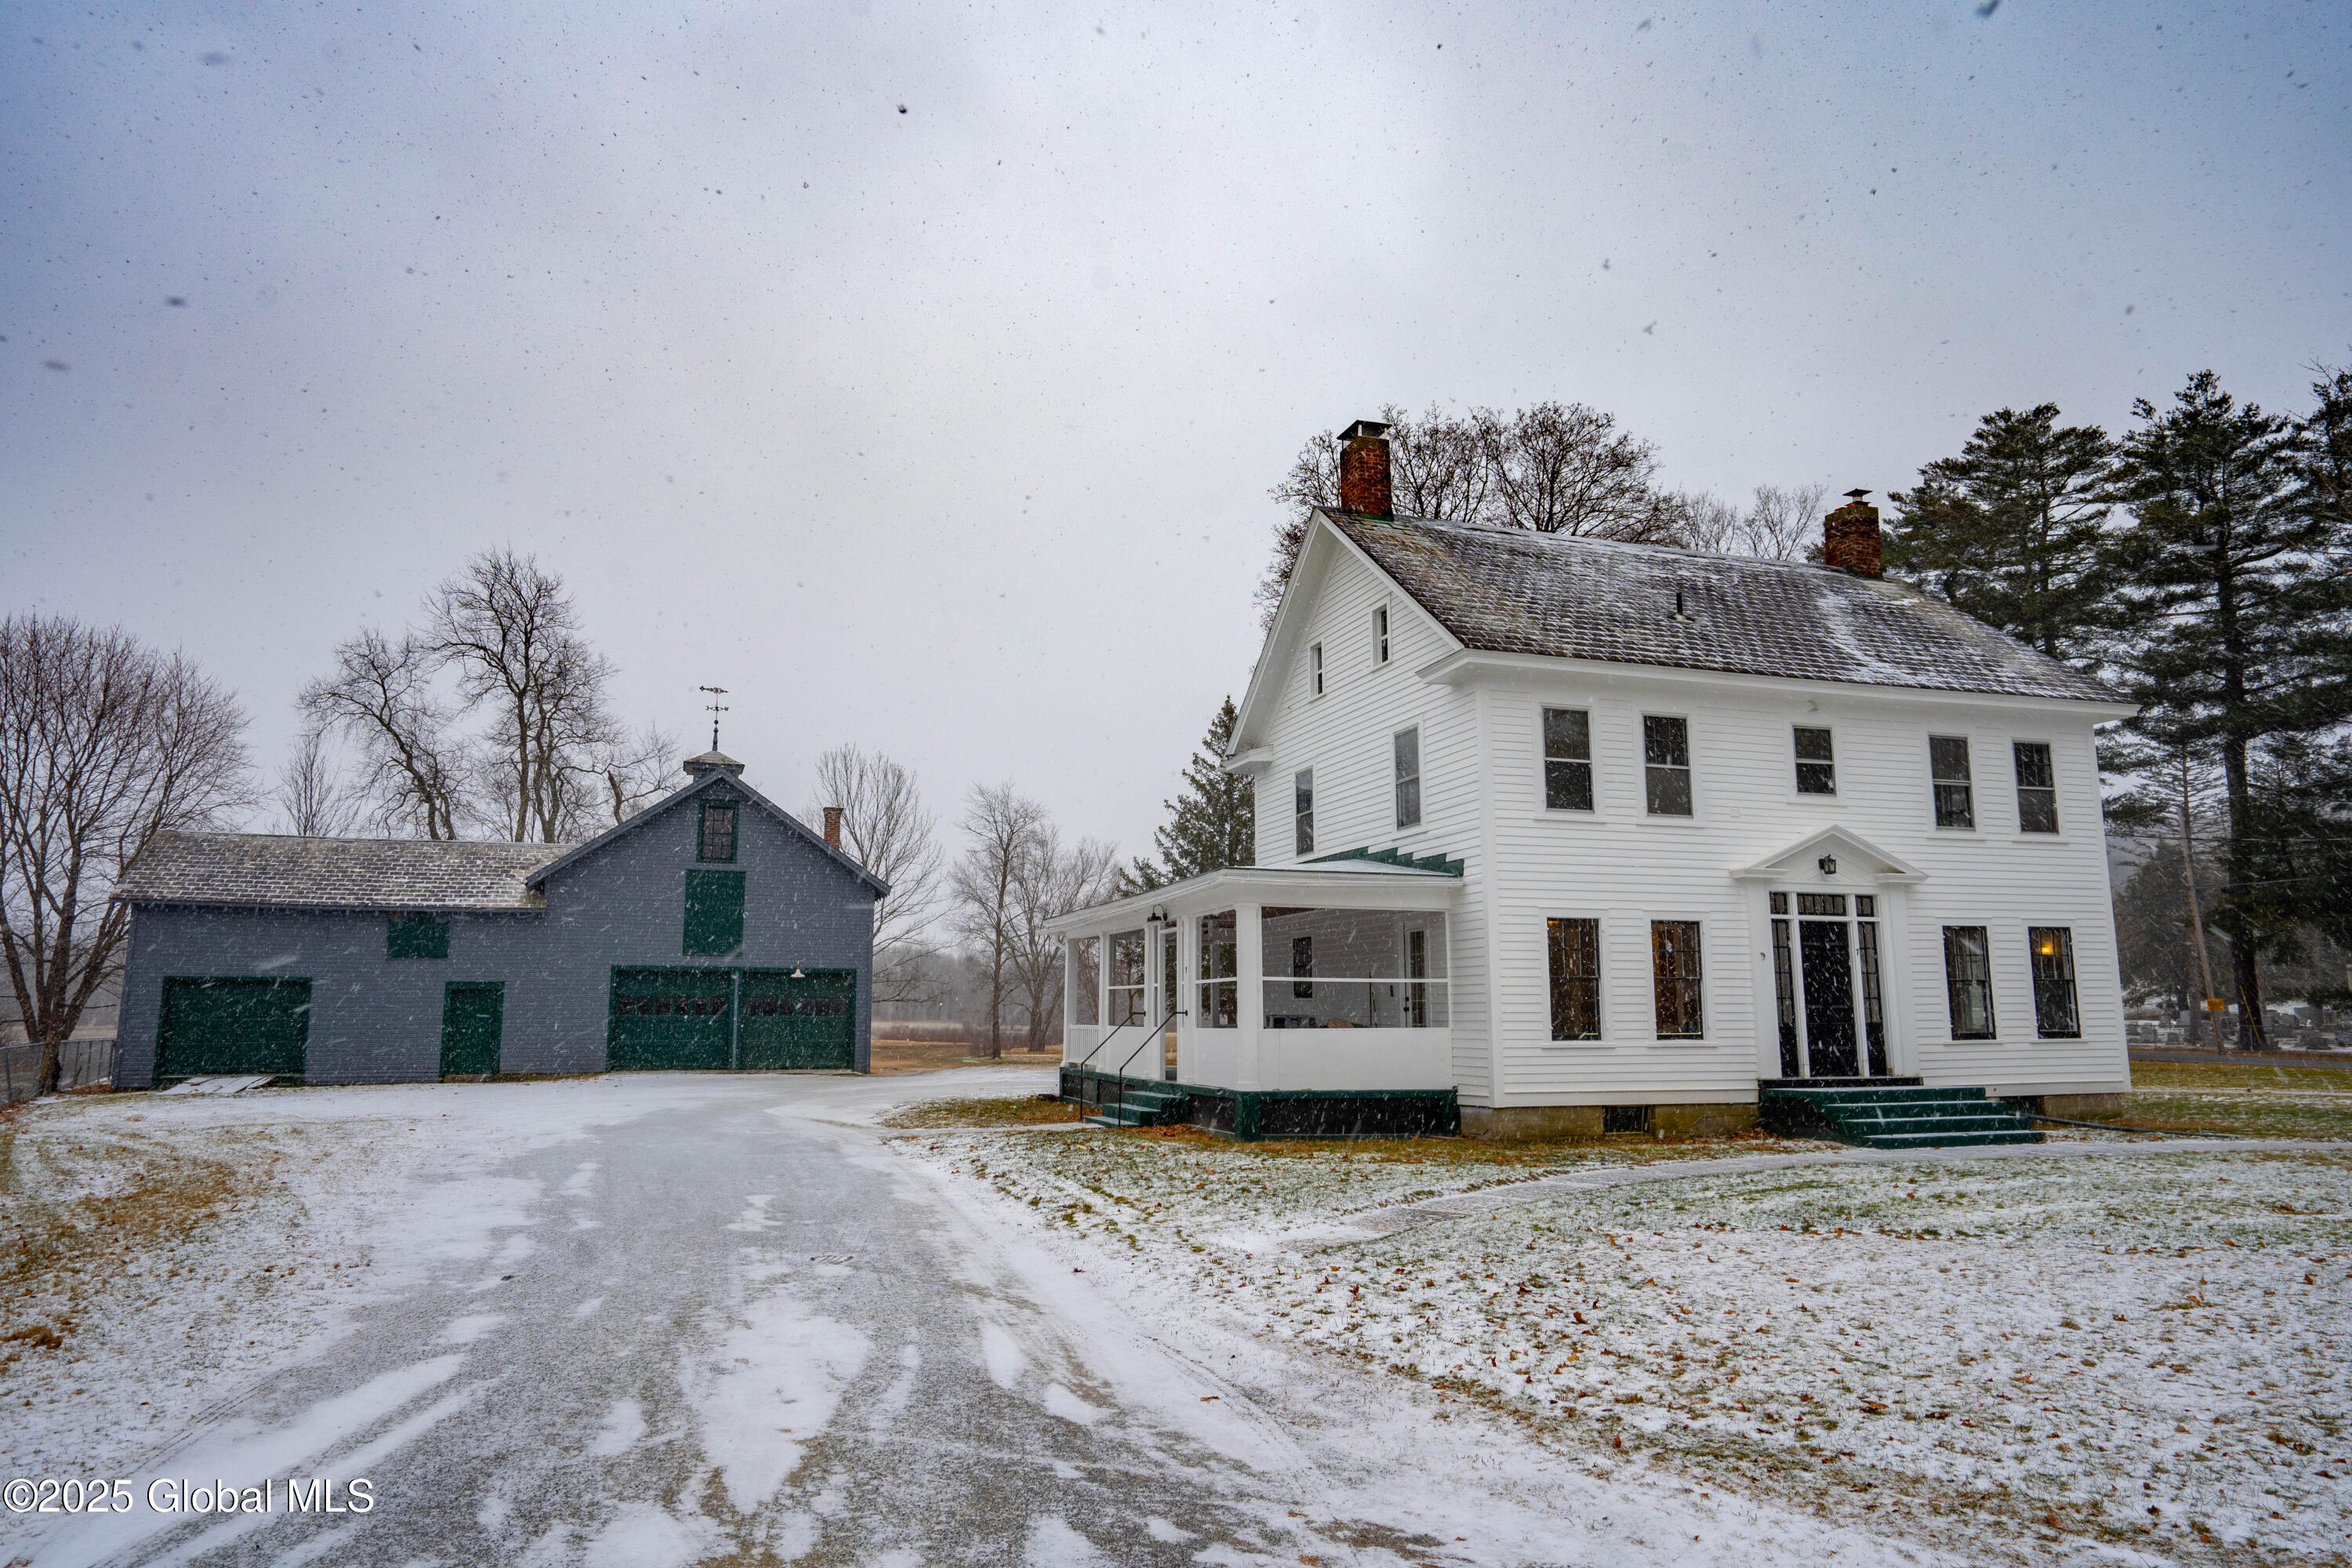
[1047,855,1464,1137]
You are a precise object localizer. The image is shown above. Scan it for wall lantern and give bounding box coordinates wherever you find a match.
[1145,906,1169,927]
[1818,855,1838,876]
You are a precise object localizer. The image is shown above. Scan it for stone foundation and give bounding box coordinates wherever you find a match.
[1461,1102,1759,1142]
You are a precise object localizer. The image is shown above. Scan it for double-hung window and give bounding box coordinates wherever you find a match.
[2014,742,2059,833]
[1642,716,1692,817]
[1542,708,1594,811]
[1650,920,1704,1037]
[2030,927,2080,1038]
[1546,918,1601,1040]
[1293,769,1314,856]
[1309,642,1325,698]
[1942,925,1995,1038]
[1793,727,1836,795]
[1929,737,1974,829]
[1373,605,1391,665]
[1393,727,1422,829]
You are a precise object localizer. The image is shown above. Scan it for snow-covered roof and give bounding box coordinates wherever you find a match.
[1324,509,2120,705]
[114,833,573,911]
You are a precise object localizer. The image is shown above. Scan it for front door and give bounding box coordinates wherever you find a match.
[440,982,503,1076]
[1798,920,1860,1076]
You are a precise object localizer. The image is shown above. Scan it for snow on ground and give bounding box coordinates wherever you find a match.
[0,1077,731,1486]
[902,1127,2352,1566]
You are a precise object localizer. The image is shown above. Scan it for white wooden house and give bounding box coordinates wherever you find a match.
[1051,423,2132,1141]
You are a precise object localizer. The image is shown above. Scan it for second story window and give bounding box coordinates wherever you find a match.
[1393,727,1422,829]
[1309,642,1324,698]
[2014,742,2059,833]
[1929,736,1975,829]
[1373,605,1390,665]
[699,798,739,862]
[1642,715,1692,817]
[1793,727,1836,795]
[1293,769,1315,857]
[1542,708,1593,811]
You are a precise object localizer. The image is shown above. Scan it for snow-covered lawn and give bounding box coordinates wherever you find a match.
[903,1127,2352,1565]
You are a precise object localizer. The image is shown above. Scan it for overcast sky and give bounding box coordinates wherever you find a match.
[5,0,2347,856]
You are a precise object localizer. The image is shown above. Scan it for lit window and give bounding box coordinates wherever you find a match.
[2014,742,2059,833]
[1309,642,1324,697]
[2030,927,2079,1038]
[1293,768,1314,856]
[1393,727,1421,829]
[1793,727,1836,795]
[1942,925,1995,1038]
[1543,709,1593,811]
[1650,920,1704,1037]
[1929,737,1974,829]
[1373,605,1390,665]
[1547,918,1601,1040]
[1643,716,1692,817]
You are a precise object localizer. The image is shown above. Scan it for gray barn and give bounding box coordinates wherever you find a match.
[110,753,887,1087]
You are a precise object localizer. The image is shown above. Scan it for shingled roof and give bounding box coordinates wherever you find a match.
[113,832,575,911]
[1323,509,2120,704]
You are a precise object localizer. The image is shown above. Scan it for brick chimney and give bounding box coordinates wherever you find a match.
[1823,489,1883,577]
[822,806,844,849]
[1338,419,1392,517]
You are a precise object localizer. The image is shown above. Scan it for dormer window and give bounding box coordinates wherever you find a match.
[699,799,739,862]
[1309,642,1325,698]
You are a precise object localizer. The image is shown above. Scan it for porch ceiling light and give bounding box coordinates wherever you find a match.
[790,967,805,978]
[1818,855,1838,876]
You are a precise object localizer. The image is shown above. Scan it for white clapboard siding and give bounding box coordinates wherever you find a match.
[1243,532,2129,1109]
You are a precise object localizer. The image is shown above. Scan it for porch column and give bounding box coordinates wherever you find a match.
[1234,900,1264,1091]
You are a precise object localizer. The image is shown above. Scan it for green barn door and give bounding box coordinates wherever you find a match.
[608,967,734,1071]
[441,982,504,1076]
[739,969,855,1070]
[155,977,311,1083]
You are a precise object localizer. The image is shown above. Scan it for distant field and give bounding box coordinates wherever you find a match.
[2112,1060,2352,1141]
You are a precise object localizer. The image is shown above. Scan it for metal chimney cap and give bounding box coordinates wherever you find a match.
[1341,419,1392,442]
[1843,488,1872,502]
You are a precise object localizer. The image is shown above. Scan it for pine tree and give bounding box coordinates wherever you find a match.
[1123,698,1255,892]
[2104,370,2352,1050]
[1883,404,2116,664]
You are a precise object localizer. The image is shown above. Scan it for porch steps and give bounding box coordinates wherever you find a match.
[1081,1083,1189,1130]
[1759,1081,2044,1149]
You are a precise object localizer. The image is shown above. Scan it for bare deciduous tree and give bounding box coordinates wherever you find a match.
[1740,482,1831,561]
[427,550,621,843]
[1007,826,1120,1052]
[949,782,1050,1059]
[813,743,946,1010]
[299,627,467,839]
[272,728,362,837]
[0,616,251,1095]
[597,721,681,826]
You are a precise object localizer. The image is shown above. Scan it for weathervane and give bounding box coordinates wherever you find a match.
[697,685,729,750]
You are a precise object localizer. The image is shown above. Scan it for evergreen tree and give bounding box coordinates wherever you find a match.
[1123,698,1254,891]
[2103,370,2352,1051]
[1883,404,2116,664]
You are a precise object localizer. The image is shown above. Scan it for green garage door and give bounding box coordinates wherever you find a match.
[608,967,734,1071]
[740,969,856,1070]
[155,977,311,1083]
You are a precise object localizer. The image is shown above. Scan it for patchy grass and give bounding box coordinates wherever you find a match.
[880,1093,1083,1129]
[1128,1122,1815,1170]
[2108,1091,2352,1142]
[906,1129,2352,1566]
[2132,1060,2352,1094]
[868,1040,1064,1076]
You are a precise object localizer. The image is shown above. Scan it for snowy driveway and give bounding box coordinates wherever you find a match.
[9,1073,1936,1567]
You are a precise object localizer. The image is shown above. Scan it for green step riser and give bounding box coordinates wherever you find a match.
[1765,1088,1991,1106]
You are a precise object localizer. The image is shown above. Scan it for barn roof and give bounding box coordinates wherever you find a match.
[113,833,573,911]
[1322,509,2120,704]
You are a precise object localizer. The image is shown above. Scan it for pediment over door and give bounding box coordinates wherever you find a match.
[1730,825,1925,886]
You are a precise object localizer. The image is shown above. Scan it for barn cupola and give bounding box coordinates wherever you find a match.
[681,749,746,779]
[1338,419,1393,517]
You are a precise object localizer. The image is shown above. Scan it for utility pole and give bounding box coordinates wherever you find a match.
[2178,755,2223,1051]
